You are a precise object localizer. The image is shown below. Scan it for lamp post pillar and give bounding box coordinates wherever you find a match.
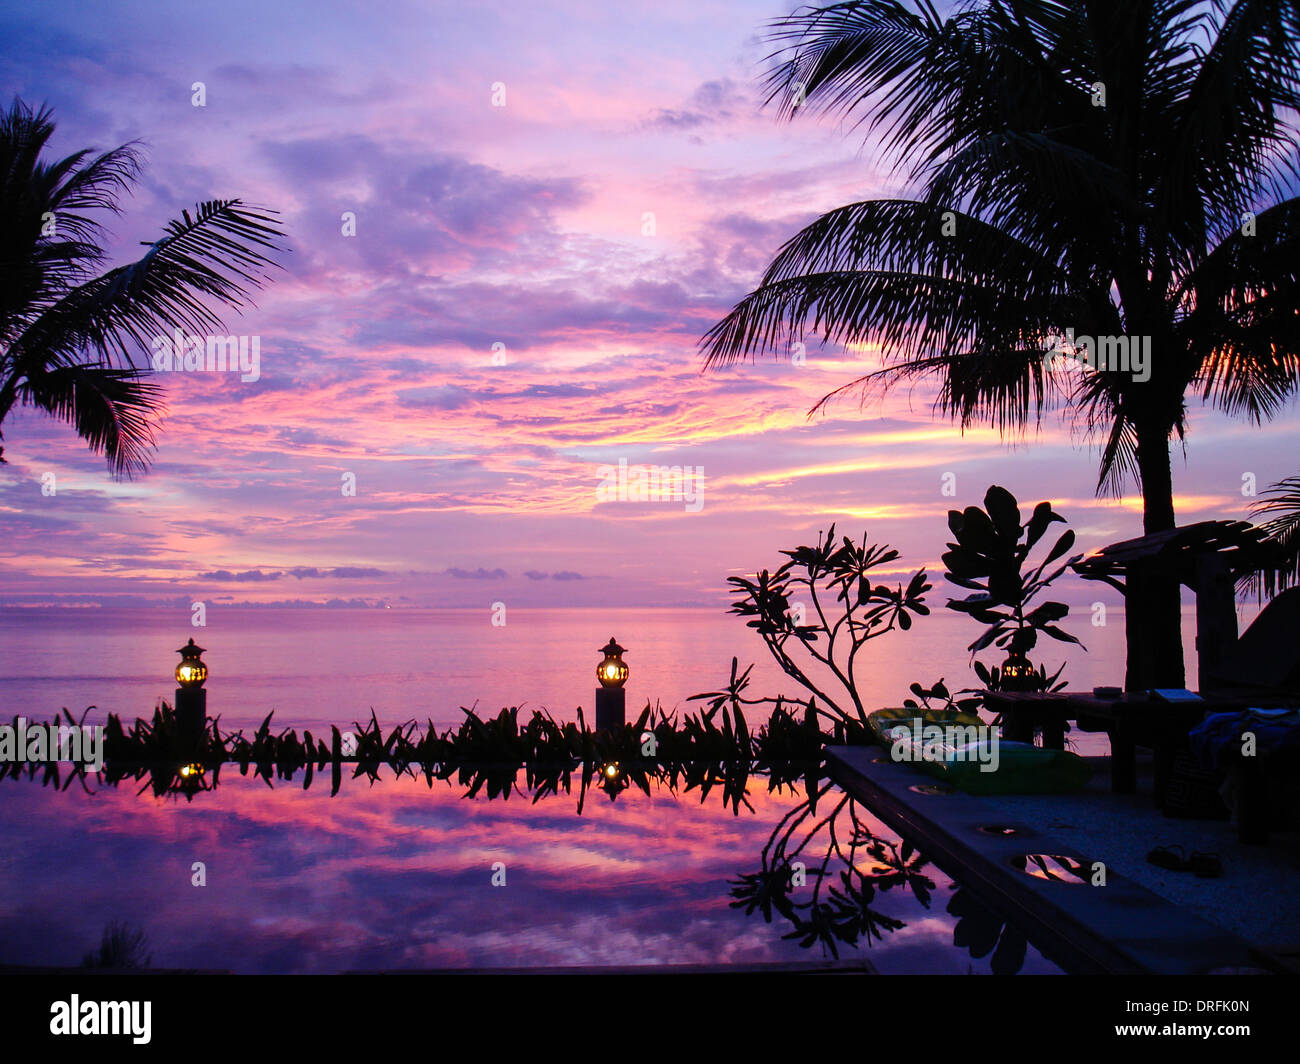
[173,638,209,753]
[594,637,629,731]
[175,686,207,748]
[595,686,625,731]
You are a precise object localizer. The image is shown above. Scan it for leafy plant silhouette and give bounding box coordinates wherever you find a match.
[729,788,934,959]
[723,525,930,728]
[81,919,152,969]
[943,485,1083,693]
[4,698,829,816]
[947,887,1028,976]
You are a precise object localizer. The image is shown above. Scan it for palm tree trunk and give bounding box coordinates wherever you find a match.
[1128,422,1186,690]
[1136,423,1176,535]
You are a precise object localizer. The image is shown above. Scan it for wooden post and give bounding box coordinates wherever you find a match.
[1109,718,1138,794]
[1149,567,1187,690]
[1040,710,1066,750]
[1125,564,1186,691]
[1124,567,1152,692]
[1194,553,1238,692]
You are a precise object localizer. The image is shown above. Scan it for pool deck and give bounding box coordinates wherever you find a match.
[826,745,1296,974]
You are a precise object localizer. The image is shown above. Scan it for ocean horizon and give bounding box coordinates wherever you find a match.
[0,602,1229,734]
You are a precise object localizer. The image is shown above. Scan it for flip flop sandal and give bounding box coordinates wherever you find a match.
[1189,852,1223,878]
[1146,844,1190,871]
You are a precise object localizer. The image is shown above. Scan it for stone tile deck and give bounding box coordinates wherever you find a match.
[827,745,1280,974]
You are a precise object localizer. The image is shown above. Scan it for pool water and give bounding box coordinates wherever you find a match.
[0,770,1063,973]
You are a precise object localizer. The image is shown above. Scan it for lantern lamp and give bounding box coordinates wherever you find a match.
[999,648,1038,692]
[598,758,629,797]
[173,638,208,754]
[594,637,628,731]
[175,639,208,688]
[174,760,209,797]
[597,638,628,689]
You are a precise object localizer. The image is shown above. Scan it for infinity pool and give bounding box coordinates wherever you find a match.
[0,769,1063,974]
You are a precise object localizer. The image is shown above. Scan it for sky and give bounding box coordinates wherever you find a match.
[1,0,1297,611]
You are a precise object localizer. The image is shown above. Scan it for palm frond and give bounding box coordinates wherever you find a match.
[1,96,289,477]
[702,198,1071,362]
[808,342,1070,436]
[1093,407,1140,499]
[1158,0,1300,257]
[703,0,1300,525]
[9,198,286,376]
[1180,197,1300,421]
[1239,474,1300,598]
[761,0,948,138]
[17,363,164,478]
[700,196,1099,433]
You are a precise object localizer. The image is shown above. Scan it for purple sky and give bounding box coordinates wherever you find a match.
[2,0,1297,610]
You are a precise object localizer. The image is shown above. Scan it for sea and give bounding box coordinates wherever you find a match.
[0,603,1218,733]
[0,603,1235,974]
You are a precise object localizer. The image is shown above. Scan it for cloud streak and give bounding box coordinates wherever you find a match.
[0,0,1296,611]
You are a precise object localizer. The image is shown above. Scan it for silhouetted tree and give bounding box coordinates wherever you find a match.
[0,97,286,476]
[703,0,1300,687]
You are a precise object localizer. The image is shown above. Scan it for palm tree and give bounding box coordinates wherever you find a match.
[701,0,1300,688]
[1241,473,1300,597]
[0,97,286,477]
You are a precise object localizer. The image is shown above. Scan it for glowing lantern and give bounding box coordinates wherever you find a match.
[999,649,1038,692]
[173,638,209,757]
[175,639,208,688]
[597,638,629,689]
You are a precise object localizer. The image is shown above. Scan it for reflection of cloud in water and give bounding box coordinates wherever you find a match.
[0,773,1058,973]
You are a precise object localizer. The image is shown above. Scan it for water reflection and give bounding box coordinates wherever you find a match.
[2,701,820,813]
[727,782,1039,974]
[730,783,923,956]
[1,706,1061,973]
[80,919,152,969]
[947,887,1029,976]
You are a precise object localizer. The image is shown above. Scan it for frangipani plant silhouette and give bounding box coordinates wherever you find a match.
[729,787,1033,971]
[723,525,931,728]
[730,788,933,959]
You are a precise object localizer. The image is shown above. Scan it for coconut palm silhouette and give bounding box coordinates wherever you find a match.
[702,0,1300,687]
[0,97,287,476]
